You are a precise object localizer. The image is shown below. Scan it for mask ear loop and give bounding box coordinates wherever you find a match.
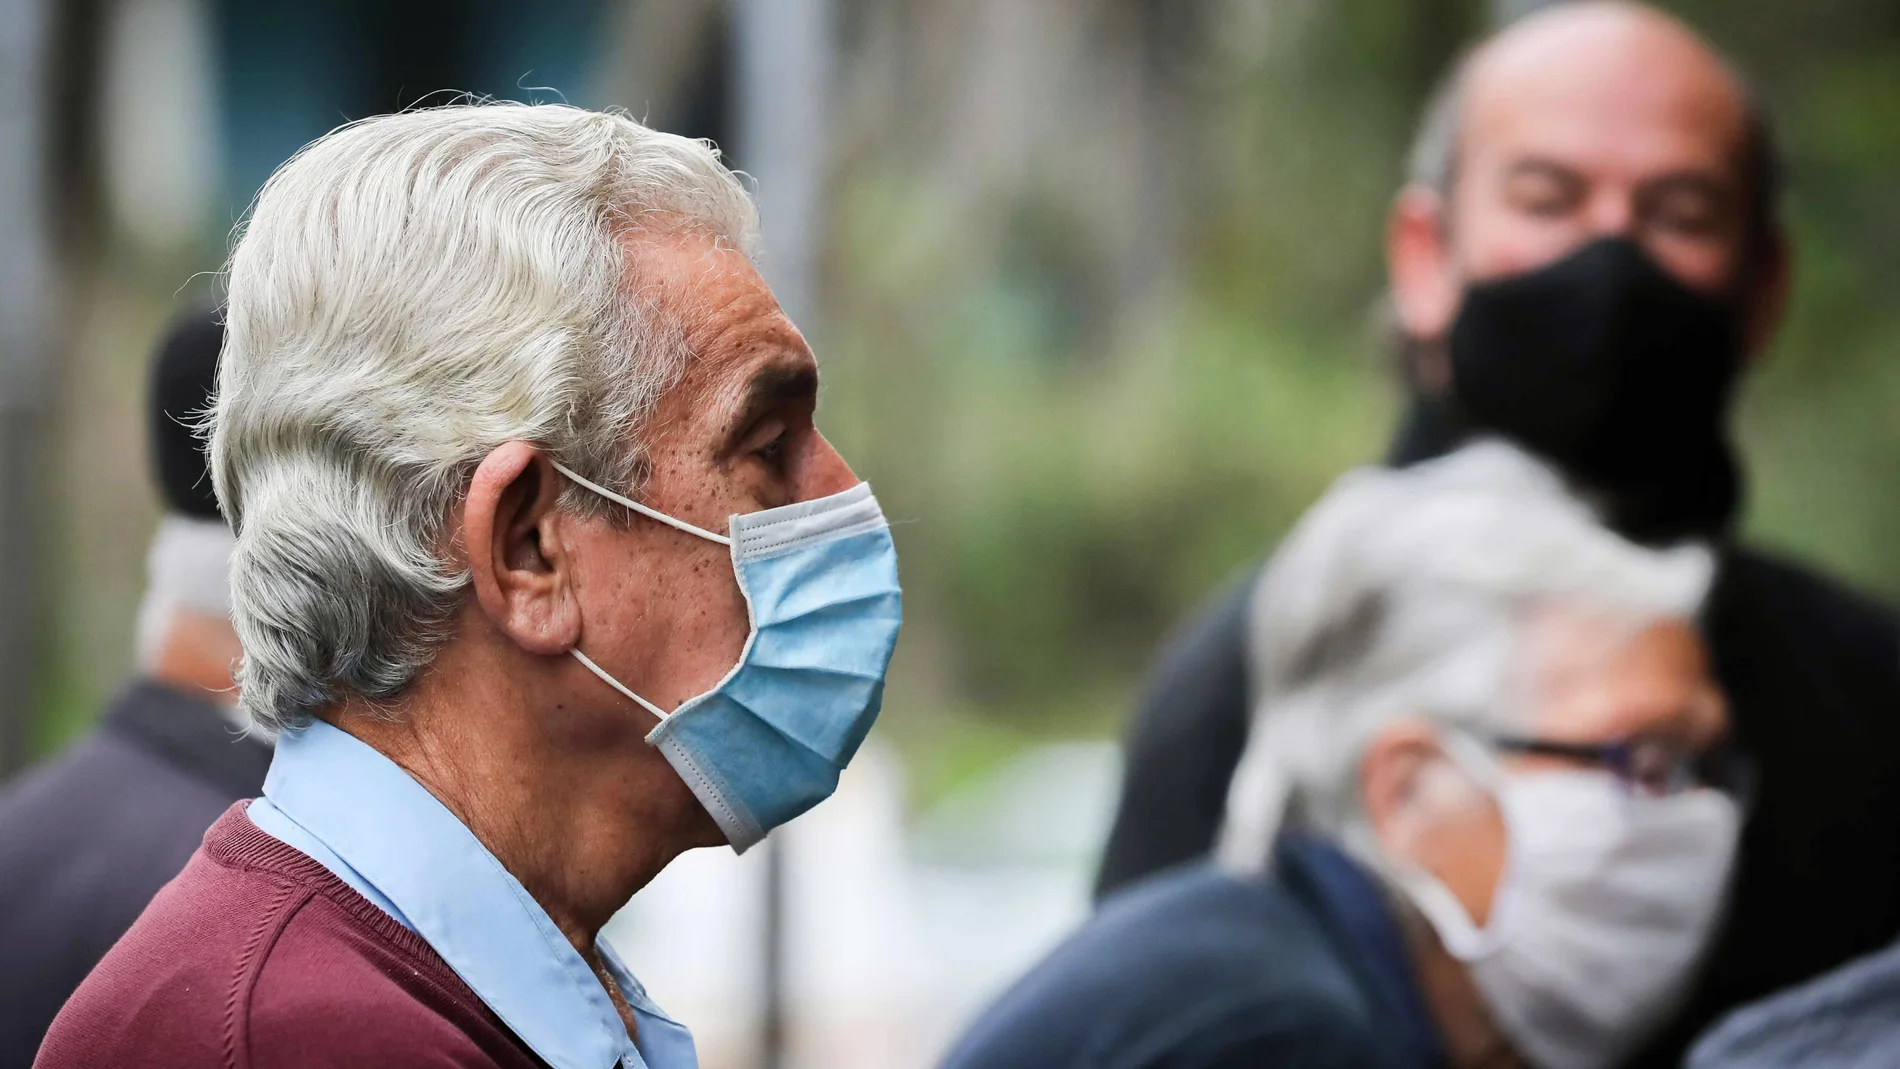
[549,460,734,722]
[571,648,672,723]
[549,461,732,546]
[1389,727,1519,961]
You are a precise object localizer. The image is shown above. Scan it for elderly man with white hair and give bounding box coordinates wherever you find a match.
[36,102,901,1069]
[942,442,1748,1069]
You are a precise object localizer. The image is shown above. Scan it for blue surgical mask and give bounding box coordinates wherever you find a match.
[551,462,902,852]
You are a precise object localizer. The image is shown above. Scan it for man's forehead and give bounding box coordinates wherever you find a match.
[628,229,813,381]
[1523,608,1702,704]
[1459,3,1749,177]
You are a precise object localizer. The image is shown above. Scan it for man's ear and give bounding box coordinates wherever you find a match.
[1363,719,1510,927]
[464,442,582,656]
[1388,185,1463,361]
[1360,718,1446,865]
[1741,226,1791,363]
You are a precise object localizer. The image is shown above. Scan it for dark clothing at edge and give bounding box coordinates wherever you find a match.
[943,836,1446,1069]
[0,681,271,1069]
[1094,420,1900,1069]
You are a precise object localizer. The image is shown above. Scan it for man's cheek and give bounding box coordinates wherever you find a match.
[1644,238,1737,296]
[1464,221,1587,282]
[678,564,750,658]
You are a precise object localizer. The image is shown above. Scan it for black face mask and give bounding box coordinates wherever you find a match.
[1397,237,1745,543]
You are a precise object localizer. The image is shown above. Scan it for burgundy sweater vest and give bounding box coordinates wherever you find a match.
[35,804,548,1069]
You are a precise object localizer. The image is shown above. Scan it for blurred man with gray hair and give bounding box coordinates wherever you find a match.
[37,102,902,1069]
[0,306,267,1069]
[946,442,1748,1069]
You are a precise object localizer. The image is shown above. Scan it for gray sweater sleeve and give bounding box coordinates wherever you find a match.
[1688,938,1900,1069]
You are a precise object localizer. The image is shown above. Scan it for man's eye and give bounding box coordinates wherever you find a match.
[756,432,788,468]
[1517,191,1572,218]
[1642,185,1730,240]
[1505,174,1581,219]
[1655,203,1721,238]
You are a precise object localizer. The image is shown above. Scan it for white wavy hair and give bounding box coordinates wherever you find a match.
[209,102,760,733]
[1215,440,1715,873]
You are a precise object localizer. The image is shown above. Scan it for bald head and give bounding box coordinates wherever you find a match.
[1390,1,1785,349]
[1416,6,1750,170]
[1468,2,1748,177]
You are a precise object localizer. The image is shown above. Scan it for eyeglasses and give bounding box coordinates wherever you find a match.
[1486,732,1758,806]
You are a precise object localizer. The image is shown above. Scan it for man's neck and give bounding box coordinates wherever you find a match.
[329,655,714,962]
[587,948,641,1045]
[1402,914,1525,1069]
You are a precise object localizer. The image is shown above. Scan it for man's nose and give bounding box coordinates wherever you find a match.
[1584,189,1637,239]
[804,432,860,500]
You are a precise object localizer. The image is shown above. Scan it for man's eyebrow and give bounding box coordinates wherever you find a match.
[1637,171,1736,201]
[724,364,818,440]
[1504,157,1587,185]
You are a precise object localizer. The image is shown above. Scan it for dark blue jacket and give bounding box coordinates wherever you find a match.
[0,681,271,1069]
[941,838,1446,1069]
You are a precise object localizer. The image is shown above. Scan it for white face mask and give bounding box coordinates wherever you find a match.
[1392,736,1742,1069]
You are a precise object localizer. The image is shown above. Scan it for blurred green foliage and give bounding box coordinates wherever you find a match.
[29,1,1900,805]
[815,0,1900,800]
[1685,0,1900,592]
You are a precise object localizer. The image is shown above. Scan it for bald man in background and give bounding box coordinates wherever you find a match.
[0,306,267,1069]
[1095,4,1900,1066]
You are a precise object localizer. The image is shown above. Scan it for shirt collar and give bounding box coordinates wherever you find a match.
[1279,833,1448,1069]
[258,718,696,1069]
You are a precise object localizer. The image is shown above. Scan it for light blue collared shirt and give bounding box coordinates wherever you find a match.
[246,718,696,1069]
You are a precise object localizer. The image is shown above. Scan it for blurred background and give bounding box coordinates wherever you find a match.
[1,0,1897,1065]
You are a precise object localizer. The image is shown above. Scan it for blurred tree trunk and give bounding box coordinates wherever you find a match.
[0,0,53,780]
[1409,0,1483,101]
